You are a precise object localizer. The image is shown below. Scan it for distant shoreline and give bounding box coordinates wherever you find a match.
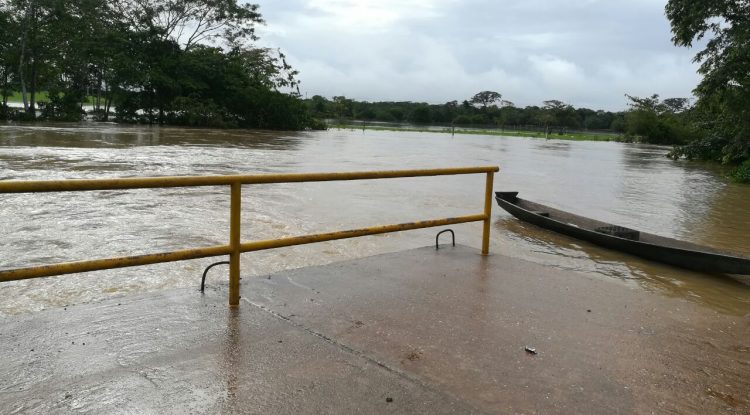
[330,122,625,142]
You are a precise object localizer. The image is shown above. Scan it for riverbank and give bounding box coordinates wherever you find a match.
[331,123,624,142]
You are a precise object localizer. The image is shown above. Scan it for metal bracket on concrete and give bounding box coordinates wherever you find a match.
[435,229,455,250]
[201,261,230,293]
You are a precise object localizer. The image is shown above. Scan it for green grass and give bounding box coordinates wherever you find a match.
[331,123,624,142]
[7,91,51,103]
[5,91,97,104]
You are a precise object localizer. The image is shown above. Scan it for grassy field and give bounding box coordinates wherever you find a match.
[5,91,98,104]
[331,123,624,142]
[6,91,51,102]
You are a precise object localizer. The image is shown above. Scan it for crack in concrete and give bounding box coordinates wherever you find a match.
[241,297,490,415]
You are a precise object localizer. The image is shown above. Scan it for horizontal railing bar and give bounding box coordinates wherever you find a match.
[0,245,233,282]
[239,214,487,253]
[0,167,500,193]
[0,214,486,282]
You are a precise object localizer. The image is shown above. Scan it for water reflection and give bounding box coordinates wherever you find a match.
[496,218,750,315]
[532,139,571,155]
[221,307,242,412]
[0,122,304,150]
[616,145,718,241]
[691,182,750,255]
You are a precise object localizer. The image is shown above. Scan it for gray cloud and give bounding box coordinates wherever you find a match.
[255,0,701,110]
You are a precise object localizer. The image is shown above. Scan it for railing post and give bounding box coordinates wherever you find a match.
[229,182,242,306]
[481,171,494,255]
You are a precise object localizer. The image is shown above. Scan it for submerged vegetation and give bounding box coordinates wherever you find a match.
[0,0,310,129]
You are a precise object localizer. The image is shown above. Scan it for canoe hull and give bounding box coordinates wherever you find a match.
[495,193,750,275]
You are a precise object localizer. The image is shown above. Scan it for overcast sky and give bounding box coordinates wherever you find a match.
[254,0,701,111]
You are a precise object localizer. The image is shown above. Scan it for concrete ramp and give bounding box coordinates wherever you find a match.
[2,245,748,414]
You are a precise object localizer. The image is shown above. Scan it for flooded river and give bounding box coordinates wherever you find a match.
[1,123,749,316]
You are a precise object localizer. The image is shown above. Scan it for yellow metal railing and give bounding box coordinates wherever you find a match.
[0,166,499,306]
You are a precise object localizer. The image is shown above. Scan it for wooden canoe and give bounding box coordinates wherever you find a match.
[495,191,750,275]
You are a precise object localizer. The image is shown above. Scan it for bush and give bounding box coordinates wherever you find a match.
[88,108,114,121]
[307,118,328,130]
[409,106,432,124]
[610,117,626,132]
[0,104,20,120]
[41,89,85,121]
[731,160,750,183]
[453,114,487,126]
[668,133,729,161]
[114,94,142,123]
[453,115,473,125]
[16,110,37,121]
[226,88,310,130]
[168,96,236,128]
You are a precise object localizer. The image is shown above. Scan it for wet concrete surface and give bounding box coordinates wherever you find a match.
[0,289,471,414]
[2,245,749,414]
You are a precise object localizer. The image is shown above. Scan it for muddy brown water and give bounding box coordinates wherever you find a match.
[1,123,749,316]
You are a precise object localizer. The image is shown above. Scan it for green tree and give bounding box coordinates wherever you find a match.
[469,91,502,109]
[389,108,404,122]
[409,106,432,124]
[610,116,626,133]
[623,94,696,145]
[666,0,750,163]
[661,97,690,114]
[0,5,18,116]
[308,95,329,117]
[581,109,615,130]
[9,0,50,116]
[113,0,263,50]
[357,106,376,120]
[332,96,353,119]
[499,106,523,127]
[0,0,309,128]
[543,100,579,130]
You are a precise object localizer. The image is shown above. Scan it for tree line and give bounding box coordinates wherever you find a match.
[0,0,310,129]
[306,92,699,145]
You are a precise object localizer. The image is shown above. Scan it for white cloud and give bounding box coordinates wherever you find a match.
[298,0,452,31]
[255,0,702,110]
[529,55,585,88]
